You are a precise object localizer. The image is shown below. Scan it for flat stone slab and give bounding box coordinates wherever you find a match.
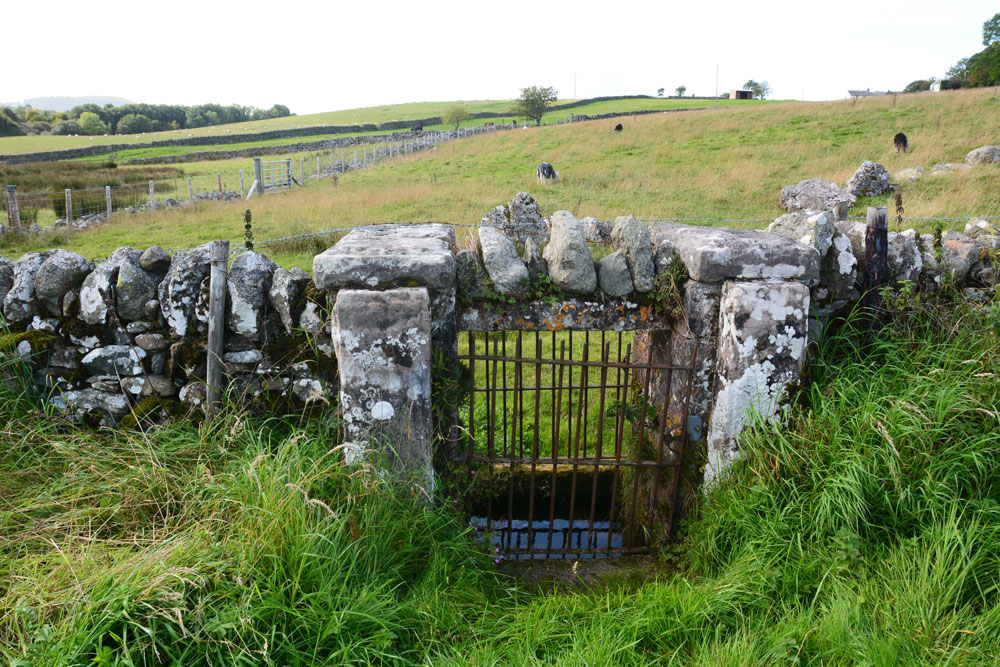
[651,223,820,285]
[313,223,456,291]
[459,299,667,332]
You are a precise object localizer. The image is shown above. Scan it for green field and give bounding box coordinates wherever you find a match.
[0,96,776,157]
[0,88,996,270]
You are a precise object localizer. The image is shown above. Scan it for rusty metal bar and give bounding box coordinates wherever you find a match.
[455,353,690,372]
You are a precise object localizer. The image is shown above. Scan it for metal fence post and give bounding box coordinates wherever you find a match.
[65,188,73,224]
[105,185,112,222]
[5,185,21,233]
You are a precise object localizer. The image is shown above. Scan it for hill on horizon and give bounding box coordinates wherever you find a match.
[3,96,133,111]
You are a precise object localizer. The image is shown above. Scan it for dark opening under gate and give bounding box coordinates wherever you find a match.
[455,330,696,560]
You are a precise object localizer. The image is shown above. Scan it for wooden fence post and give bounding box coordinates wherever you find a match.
[148,180,155,209]
[863,206,889,333]
[253,158,263,196]
[65,189,73,224]
[5,185,21,233]
[316,154,320,176]
[188,177,194,202]
[205,239,229,420]
[218,174,223,197]
[285,159,292,187]
[341,152,345,171]
[240,169,245,199]
[105,185,112,223]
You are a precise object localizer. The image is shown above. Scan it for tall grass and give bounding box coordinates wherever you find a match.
[2,295,999,664]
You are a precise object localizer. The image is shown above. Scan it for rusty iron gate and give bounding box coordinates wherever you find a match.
[455,330,696,560]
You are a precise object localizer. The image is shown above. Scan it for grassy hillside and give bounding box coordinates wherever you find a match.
[1,87,995,270]
[0,97,773,156]
[1,297,998,664]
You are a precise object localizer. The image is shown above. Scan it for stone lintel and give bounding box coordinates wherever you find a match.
[313,223,456,292]
[458,298,667,332]
[652,223,820,285]
[332,287,434,487]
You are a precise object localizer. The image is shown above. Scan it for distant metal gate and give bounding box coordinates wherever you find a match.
[455,330,696,560]
[260,159,293,194]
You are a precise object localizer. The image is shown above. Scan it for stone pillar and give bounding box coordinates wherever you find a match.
[704,280,810,484]
[332,287,434,489]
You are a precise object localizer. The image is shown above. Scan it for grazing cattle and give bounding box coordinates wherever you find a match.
[411,124,423,133]
[894,132,908,154]
[536,162,559,184]
[484,121,495,128]
[611,123,623,133]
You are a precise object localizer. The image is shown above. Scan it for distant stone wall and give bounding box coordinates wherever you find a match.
[0,244,337,428]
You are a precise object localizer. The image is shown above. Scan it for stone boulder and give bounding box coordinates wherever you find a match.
[894,166,924,182]
[158,243,212,338]
[598,250,633,296]
[846,161,892,197]
[543,211,597,295]
[455,249,490,302]
[478,226,529,297]
[941,239,979,286]
[81,345,146,376]
[228,251,278,341]
[269,267,311,333]
[480,192,549,246]
[3,250,58,325]
[59,389,130,422]
[580,217,613,243]
[79,248,141,326]
[820,231,859,302]
[888,232,922,285]
[33,250,93,317]
[965,146,1000,165]
[931,163,971,172]
[116,254,161,322]
[768,209,835,257]
[139,245,172,274]
[964,219,1000,239]
[522,238,548,282]
[611,215,655,293]
[779,178,856,213]
[0,255,14,307]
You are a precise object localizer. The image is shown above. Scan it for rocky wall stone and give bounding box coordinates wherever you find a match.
[158,243,212,338]
[34,250,93,317]
[79,248,141,326]
[543,211,597,295]
[478,226,529,297]
[611,215,655,293]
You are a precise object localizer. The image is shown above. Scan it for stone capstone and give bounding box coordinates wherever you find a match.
[611,215,655,293]
[116,254,161,322]
[81,345,146,376]
[3,250,58,325]
[139,245,172,274]
[965,146,1000,165]
[313,223,455,291]
[332,287,434,488]
[768,209,835,257]
[543,211,597,295]
[846,160,892,197]
[706,281,810,485]
[459,298,665,332]
[227,251,278,341]
[652,223,820,285]
[158,243,212,338]
[597,250,634,296]
[478,226,529,297]
[268,267,311,334]
[779,178,856,213]
[33,250,93,317]
[79,248,141,326]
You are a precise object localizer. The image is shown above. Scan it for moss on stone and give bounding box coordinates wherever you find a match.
[0,329,58,354]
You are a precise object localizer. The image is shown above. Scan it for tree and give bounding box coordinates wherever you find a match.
[657,87,664,96]
[984,12,1000,46]
[442,103,470,130]
[946,58,970,87]
[78,111,108,135]
[116,113,153,134]
[512,86,558,126]
[966,42,1000,87]
[0,108,23,137]
[52,119,83,135]
[742,79,771,100]
[675,85,686,97]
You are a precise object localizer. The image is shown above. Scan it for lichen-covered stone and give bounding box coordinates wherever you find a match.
[455,249,490,302]
[965,218,1000,239]
[478,226,528,297]
[139,245,171,273]
[269,267,311,333]
[965,145,1000,165]
[779,178,856,213]
[820,231,859,302]
[3,250,58,325]
[79,248,141,326]
[158,243,212,338]
[81,345,146,376]
[34,250,93,317]
[522,238,548,282]
[941,239,979,285]
[580,217,613,243]
[116,254,161,322]
[480,192,550,246]
[59,389,130,422]
[543,211,597,295]
[228,251,277,341]
[768,209,835,257]
[611,215,655,293]
[845,160,891,197]
[888,232,922,284]
[706,281,810,485]
[0,255,14,309]
[598,250,633,296]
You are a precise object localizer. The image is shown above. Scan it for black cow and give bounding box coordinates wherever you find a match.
[611,123,623,133]
[536,162,559,184]
[894,132,908,154]
[411,124,423,133]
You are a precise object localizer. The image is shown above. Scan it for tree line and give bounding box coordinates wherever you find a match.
[904,12,1000,92]
[0,102,294,138]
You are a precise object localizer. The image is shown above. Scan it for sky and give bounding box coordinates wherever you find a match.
[4,0,995,114]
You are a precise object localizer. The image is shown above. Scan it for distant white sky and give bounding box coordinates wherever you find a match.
[5,0,995,113]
